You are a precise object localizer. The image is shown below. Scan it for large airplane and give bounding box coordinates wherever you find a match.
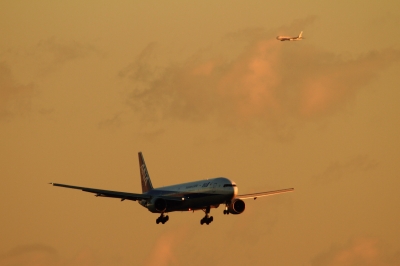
[50,152,294,225]
[276,31,304,41]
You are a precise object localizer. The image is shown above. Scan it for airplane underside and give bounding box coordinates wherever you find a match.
[143,194,225,225]
[146,194,245,225]
[154,204,220,225]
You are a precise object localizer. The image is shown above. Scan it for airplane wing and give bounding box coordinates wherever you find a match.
[50,183,185,202]
[236,188,294,200]
[50,183,151,201]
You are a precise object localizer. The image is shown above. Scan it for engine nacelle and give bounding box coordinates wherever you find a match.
[147,198,167,213]
[227,199,245,214]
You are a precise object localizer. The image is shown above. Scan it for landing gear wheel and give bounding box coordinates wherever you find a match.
[156,213,169,224]
[200,206,214,225]
[224,203,230,215]
[161,215,169,224]
[201,216,213,225]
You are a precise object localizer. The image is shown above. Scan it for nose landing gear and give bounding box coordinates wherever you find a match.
[223,204,230,215]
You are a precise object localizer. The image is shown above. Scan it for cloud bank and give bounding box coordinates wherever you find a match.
[122,23,400,129]
[0,63,34,120]
[311,237,400,266]
[0,244,96,266]
[145,227,187,266]
[313,155,379,185]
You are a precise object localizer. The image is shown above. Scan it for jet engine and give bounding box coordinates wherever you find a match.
[227,199,245,214]
[147,198,167,213]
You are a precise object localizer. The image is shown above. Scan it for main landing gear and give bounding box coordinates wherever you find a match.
[156,213,169,224]
[200,206,213,225]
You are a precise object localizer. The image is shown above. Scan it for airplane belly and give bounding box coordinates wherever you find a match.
[167,194,228,212]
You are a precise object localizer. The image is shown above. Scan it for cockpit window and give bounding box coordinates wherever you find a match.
[223,184,237,187]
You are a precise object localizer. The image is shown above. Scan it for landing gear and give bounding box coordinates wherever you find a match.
[223,204,229,215]
[156,213,169,224]
[200,216,213,225]
[200,206,213,225]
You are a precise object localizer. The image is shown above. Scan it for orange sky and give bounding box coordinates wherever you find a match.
[1,1,400,265]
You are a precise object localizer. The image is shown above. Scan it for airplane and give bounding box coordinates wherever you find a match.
[276,31,304,41]
[50,152,294,225]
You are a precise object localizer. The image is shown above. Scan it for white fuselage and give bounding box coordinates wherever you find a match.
[276,36,302,41]
[139,177,237,212]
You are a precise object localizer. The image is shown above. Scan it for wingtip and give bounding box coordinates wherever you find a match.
[49,182,53,185]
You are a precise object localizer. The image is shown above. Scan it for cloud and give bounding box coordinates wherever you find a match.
[29,37,100,75]
[0,244,59,266]
[0,37,99,121]
[98,112,124,129]
[145,227,187,266]
[119,42,159,82]
[311,237,400,266]
[121,18,400,130]
[0,63,35,120]
[0,244,97,266]
[1,37,101,78]
[313,155,379,185]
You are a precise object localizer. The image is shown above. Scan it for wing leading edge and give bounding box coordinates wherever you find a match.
[50,183,150,201]
[50,183,185,202]
[237,188,294,200]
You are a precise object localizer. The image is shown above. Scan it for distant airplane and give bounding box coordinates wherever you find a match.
[50,152,294,225]
[276,31,304,41]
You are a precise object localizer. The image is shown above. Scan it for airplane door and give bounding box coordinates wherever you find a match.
[212,183,217,193]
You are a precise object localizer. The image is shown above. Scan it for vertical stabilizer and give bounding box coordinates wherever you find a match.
[138,152,154,193]
[299,31,303,38]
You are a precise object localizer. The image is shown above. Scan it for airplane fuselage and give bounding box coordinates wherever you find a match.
[139,177,237,212]
[276,31,303,41]
[276,36,302,41]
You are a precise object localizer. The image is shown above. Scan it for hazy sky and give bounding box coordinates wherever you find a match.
[1,1,400,265]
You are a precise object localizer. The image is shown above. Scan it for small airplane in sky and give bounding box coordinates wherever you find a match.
[276,31,304,41]
[50,152,294,225]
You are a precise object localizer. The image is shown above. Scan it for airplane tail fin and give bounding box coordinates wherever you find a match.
[299,31,303,38]
[138,152,154,193]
